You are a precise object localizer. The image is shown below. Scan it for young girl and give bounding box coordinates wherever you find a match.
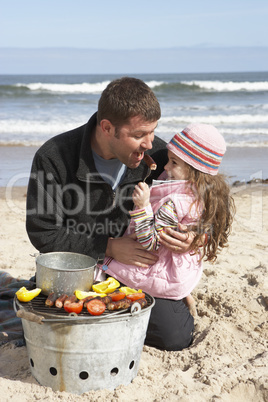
[100,123,235,350]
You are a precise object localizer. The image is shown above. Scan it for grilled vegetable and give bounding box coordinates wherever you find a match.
[64,300,83,314]
[64,295,81,314]
[126,292,145,301]
[74,290,106,300]
[119,286,143,295]
[92,277,120,294]
[109,292,126,301]
[16,287,42,302]
[86,299,106,316]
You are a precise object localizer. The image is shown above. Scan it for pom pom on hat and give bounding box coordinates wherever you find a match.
[166,123,226,175]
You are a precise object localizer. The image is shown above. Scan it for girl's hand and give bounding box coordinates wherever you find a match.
[132,182,150,209]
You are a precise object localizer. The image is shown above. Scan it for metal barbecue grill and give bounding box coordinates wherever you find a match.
[14,292,155,394]
[15,292,154,321]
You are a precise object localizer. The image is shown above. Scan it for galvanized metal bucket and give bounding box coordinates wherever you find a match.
[35,252,96,297]
[15,299,155,394]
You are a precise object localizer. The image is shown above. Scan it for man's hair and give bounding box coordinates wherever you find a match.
[97,77,161,127]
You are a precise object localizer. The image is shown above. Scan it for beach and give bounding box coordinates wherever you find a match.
[0,183,267,401]
[0,71,267,400]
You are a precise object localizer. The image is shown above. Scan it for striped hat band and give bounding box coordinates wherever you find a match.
[166,123,226,175]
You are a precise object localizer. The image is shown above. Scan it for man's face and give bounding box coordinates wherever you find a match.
[109,115,158,168]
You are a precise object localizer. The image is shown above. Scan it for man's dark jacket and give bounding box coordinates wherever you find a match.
[26,113,168,262]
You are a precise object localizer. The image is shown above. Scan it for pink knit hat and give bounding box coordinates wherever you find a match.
[166,123,226,175]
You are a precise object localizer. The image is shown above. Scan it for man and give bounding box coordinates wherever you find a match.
[26,77,194,350]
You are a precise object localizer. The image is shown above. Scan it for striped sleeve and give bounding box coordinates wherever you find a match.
[129,200,179,251]
[129,205,160,250]
[155,200,179,231]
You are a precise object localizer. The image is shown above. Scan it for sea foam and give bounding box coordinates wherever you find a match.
[182,80,268,92]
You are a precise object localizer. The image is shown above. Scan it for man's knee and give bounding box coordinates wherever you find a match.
[145,298,194,351]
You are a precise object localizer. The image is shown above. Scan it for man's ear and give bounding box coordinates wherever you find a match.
[100,119,114,137]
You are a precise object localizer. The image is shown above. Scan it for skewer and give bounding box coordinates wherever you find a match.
[143,154,157,182]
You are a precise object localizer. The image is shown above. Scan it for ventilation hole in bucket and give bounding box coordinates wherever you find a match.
[110,367,119,376]
[129,360,135,370]
[30,358,34,368]
[49,367,57,376]
[79,371,89,380]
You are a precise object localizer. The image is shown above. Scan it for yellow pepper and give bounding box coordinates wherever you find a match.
[92,277,120,294]
[16,286,42,302]
[119,286,143,295]
[74,290,107,299]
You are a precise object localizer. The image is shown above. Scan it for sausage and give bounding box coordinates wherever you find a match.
[134,298,148,309]
[82,296,95,308]
[100,295,113,305]
[107,298,132,311]
[55,294,69,308]
[83,295,112,308]
[83,296,101,308]
[144,154,157,170]
[45,292,57,307]
[64,295,77,306]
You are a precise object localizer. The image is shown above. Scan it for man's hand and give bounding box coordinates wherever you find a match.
[159,223,195,253]
[106,233,158,268]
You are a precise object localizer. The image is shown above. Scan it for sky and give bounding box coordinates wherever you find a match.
[1,0,268,74]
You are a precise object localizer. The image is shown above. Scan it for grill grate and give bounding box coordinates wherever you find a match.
[16,292,154,320]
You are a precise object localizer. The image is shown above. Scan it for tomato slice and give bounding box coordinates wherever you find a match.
[126,292,145,301]
[109,292,126,302]
[64,300,83,314]
[87,299,106,316]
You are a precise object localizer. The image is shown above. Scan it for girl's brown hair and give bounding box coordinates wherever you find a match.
[187,167,235,262]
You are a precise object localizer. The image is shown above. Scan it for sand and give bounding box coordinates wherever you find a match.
[0,183,267,401]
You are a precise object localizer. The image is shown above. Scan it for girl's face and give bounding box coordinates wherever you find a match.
[164,150,190,180]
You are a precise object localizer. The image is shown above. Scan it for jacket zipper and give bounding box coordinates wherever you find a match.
[112,190,116,208]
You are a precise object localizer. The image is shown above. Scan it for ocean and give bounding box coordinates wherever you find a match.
[0,72,268,187]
